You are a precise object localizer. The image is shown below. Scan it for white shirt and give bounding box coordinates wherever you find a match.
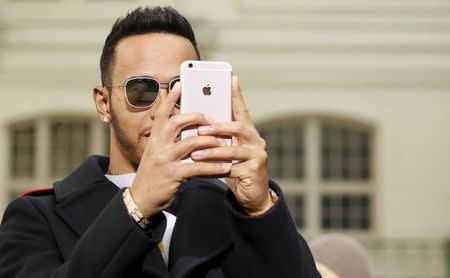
[105,173,176,266]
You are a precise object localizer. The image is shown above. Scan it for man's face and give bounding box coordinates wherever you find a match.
[108,33,198,170]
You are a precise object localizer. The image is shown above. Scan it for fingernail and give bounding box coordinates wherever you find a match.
[191,150,204,158]
[198,125,210,134]
[222,163,232,172]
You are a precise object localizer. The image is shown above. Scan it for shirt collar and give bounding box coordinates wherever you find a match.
[105,173,136,189]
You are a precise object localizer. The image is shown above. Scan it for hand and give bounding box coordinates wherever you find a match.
[192,76,274,216]
[129,83,232,218]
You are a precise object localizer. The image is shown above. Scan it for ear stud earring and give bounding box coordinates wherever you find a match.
[102,116,110,124]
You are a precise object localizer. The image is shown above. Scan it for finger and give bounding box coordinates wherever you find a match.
[178,161,231,178]
[232,76,257,132]
[227,158,267,180]
[170,135,223,160]
[155,81,181,124]
[197,121,258,143]
[161,112,211,142]
[191,146,253,162]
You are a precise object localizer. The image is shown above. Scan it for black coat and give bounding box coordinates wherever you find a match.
[0,155,319,278]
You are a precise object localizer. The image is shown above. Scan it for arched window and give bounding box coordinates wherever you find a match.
[259,121,304,179]
[8,116,109,199]
[258,121,306,229]
[257,117,375,235]
[50,119,91,178]
[10,124,36,179]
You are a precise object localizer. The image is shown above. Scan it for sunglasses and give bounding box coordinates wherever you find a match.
[105,76,180,108]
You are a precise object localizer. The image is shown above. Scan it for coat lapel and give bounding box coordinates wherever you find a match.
[52,156,168,278]
[53,156,119,237]
[54,180,119,236]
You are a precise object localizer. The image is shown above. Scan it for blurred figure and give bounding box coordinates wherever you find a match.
[310,234,372,278]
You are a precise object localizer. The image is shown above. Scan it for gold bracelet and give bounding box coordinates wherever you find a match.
[122,188,150,229]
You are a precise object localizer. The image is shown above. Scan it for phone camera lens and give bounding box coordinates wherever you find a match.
[188,63,193,68]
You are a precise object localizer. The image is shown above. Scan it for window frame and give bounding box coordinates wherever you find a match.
[9,121,36,179]
[257,116,377,238]
[7,115,108,196]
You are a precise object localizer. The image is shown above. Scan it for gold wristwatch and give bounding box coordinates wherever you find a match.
[123,188,150,229]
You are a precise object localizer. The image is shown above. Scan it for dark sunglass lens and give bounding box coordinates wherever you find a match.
[169,78,181,106]
[126,78,159,107]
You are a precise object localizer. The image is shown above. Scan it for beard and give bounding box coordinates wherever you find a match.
[110,108,142,171]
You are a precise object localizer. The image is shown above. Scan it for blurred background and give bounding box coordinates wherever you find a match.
[0,0,449,277]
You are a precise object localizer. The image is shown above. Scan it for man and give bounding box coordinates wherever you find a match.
[0,6,319,278]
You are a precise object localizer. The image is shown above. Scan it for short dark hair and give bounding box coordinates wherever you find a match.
[100,6,200,86]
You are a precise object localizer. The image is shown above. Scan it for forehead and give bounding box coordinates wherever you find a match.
[112,33,198,82]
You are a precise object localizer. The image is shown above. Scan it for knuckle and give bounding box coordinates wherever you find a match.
[153,154,167,166]
[259,137,267,150]
[170,116,183,127]
[230,147,239,157]
[238,122,245,132]
[233,122,243,134]
[210,163,223,174]
[184,138,196,151]
[216,164,226,173]
[193,163,202,174]
[205,136,219,146]
[259,151,268,164]
[194,112,205,120]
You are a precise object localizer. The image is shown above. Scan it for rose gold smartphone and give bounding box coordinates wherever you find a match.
[180,60,232,163]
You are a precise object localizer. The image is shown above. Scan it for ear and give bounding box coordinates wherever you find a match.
[93,86,111,124]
